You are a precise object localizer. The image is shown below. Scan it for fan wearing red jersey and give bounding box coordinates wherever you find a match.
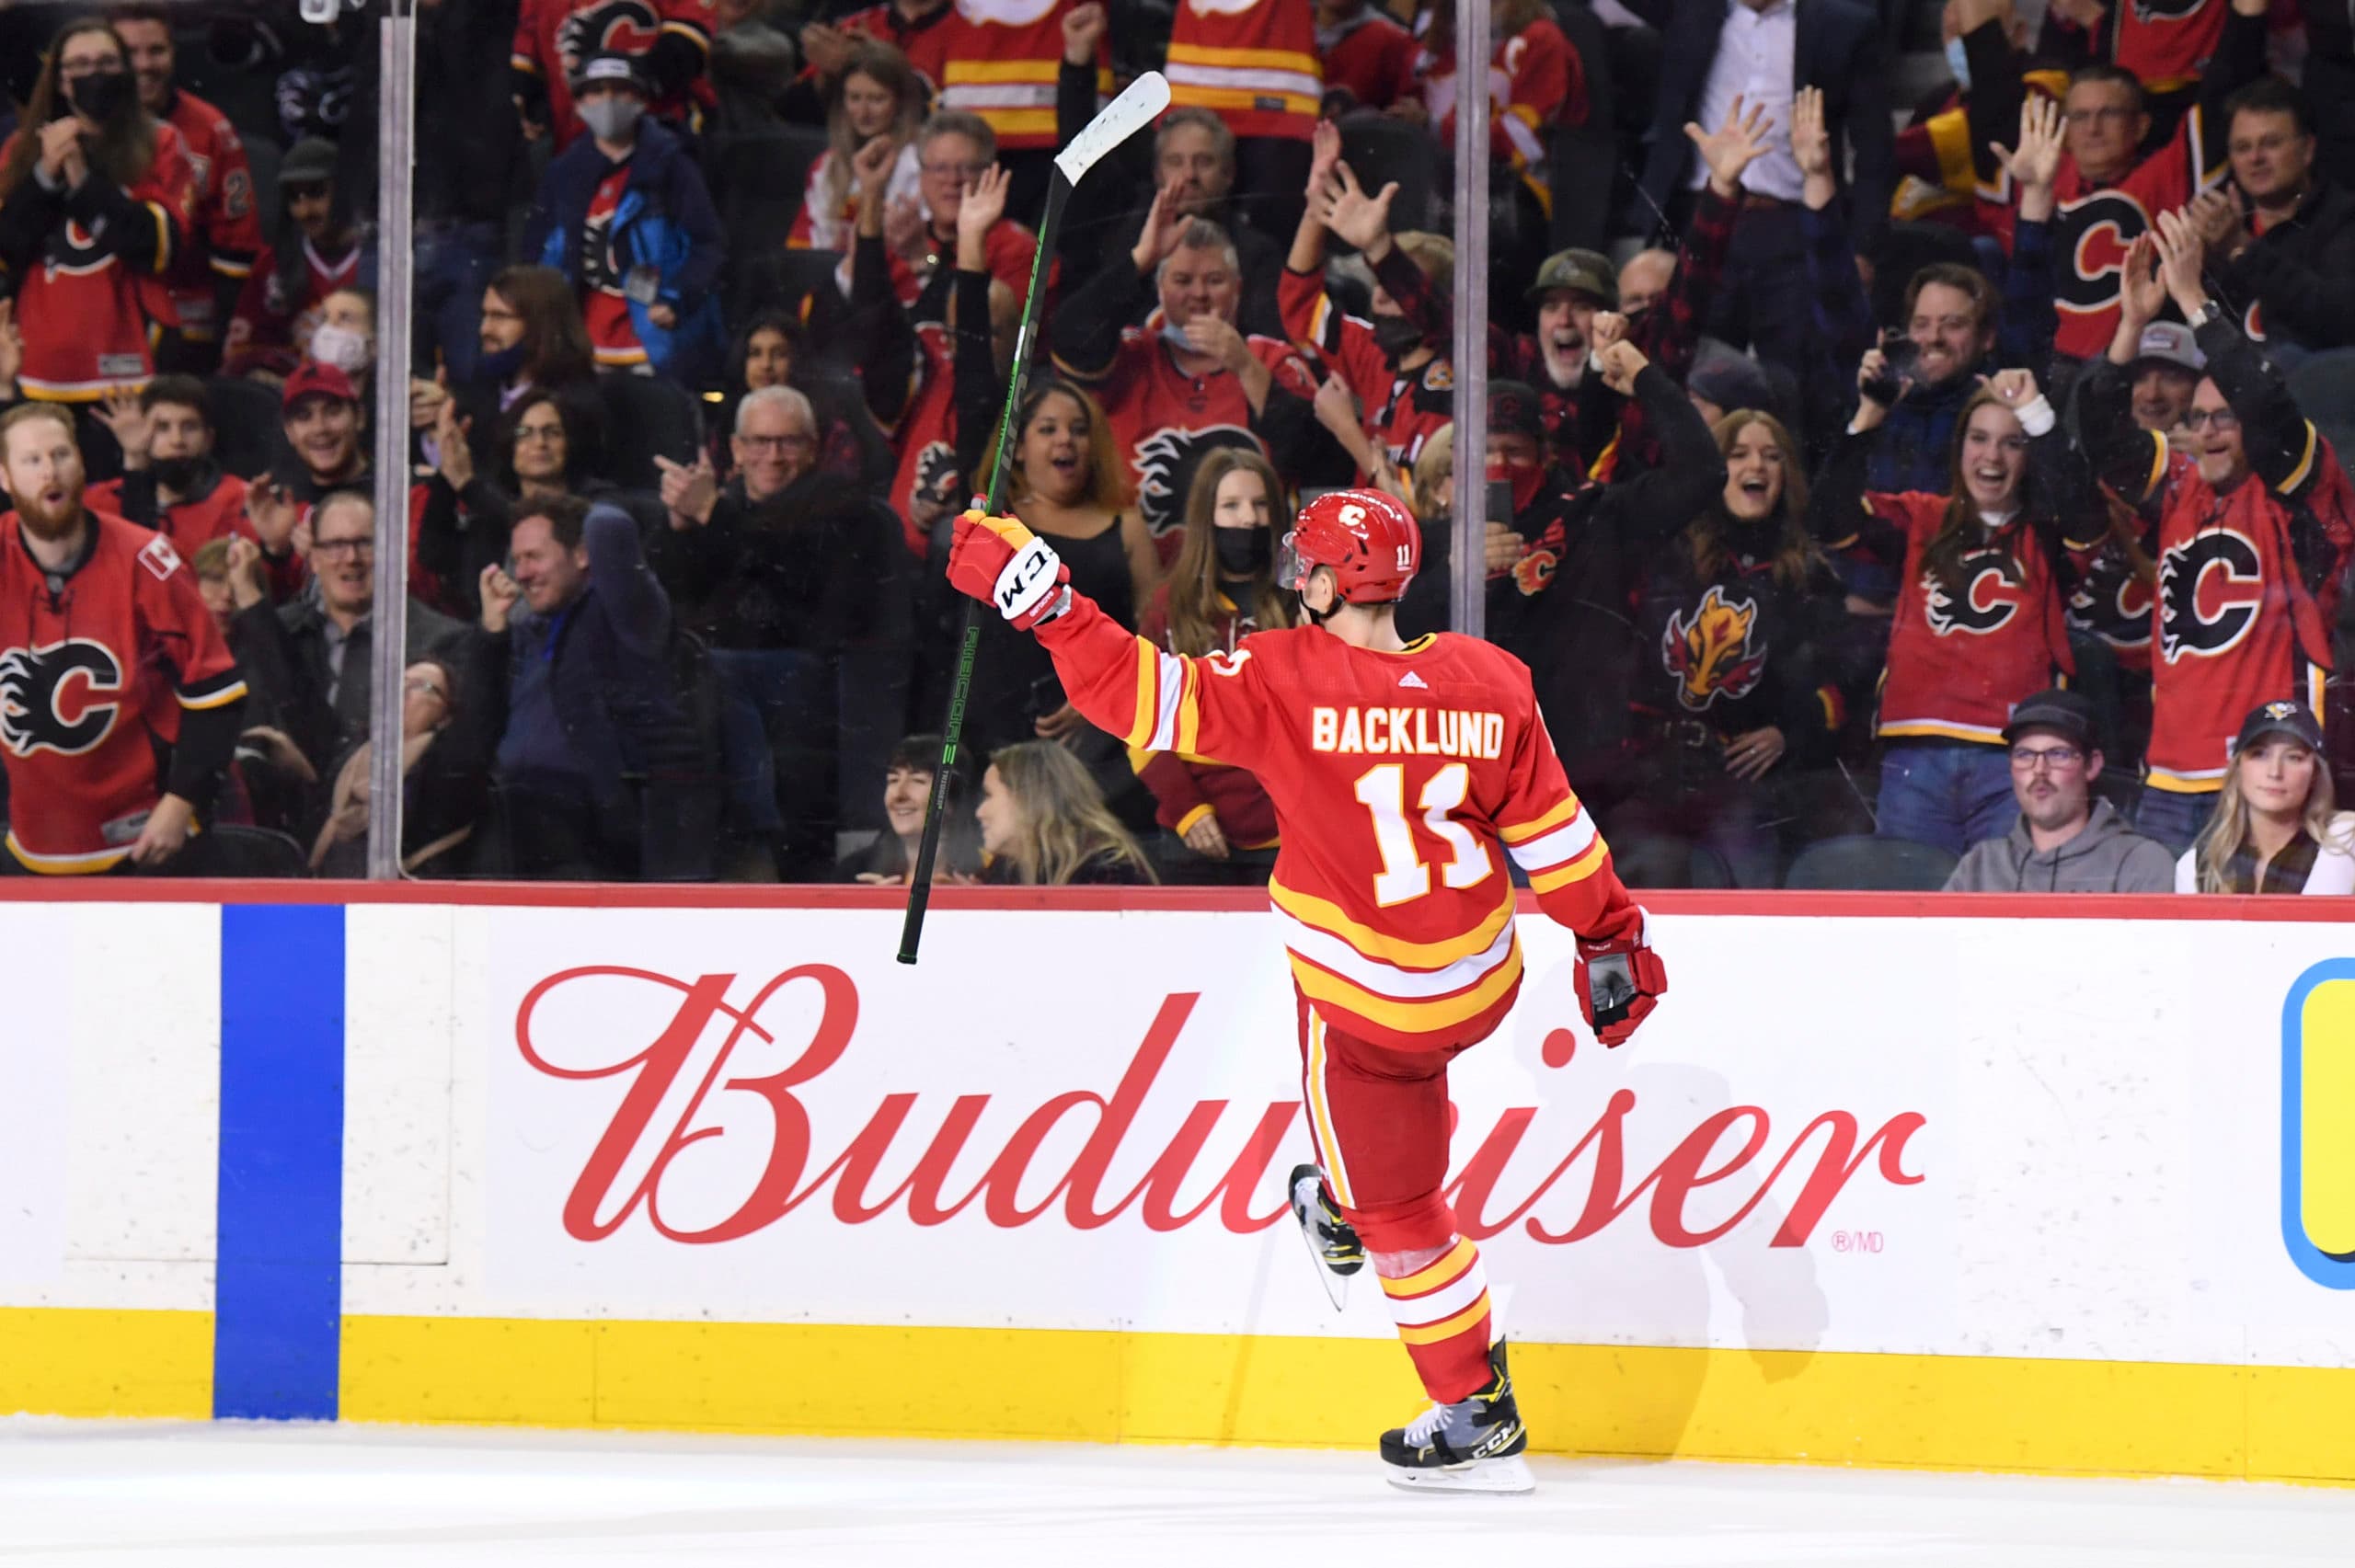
[2079,214,2355,855]
[945,488,1666,1493]
[0,405,246,875]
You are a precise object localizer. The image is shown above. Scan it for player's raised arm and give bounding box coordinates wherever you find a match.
[947,509,1273,764]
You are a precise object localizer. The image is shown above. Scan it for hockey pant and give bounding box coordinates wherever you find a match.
[1295,992,1496,1404]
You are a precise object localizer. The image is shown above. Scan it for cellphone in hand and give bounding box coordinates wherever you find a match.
[1486,477,1514,524]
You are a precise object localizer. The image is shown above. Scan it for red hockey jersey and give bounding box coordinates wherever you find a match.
[2051,0,2229,92]
[1826,490,2074,744]
[1318,8,1419,113]
[1034,585,1642,1050]
[1280,265,1452,485]
[0,512,246,872]
[511,0,715,148]
[1166,0,1322,143]
[2048,109,2223,361]
[84,472,255,558]
[223,239,363,377]
[2,125,197,401]
[157,87,262,344]
[836,1,957,97]
[2120,440,2355,792]
[1427,17,1584,211]
[1072,326,1319,546]
[887,320,960,555]
[936,0,1109,151]
[579,164,649,369]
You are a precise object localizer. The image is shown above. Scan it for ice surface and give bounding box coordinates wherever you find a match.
[3,1419,2350,1567]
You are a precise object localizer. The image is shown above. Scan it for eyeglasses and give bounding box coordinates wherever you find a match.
[2184,407,2240,432]
[920,159,991,179]
[404,678,447,700]
[513,424,565,444]
[479,303,523,322]
[738,432,814,454]
[2063,107,2137,128]
[313,538,373,559]
[2009,745,2085,772]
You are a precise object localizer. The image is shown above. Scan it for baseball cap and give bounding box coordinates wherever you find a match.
[1687,352,1773,417]
[2002,689,2097,750]
[2234,699,2326,754]
[1488,380,1544,441]
[1527,247,1617,309]
[279,136,338,188]
[282,359,359,411]
[2131,321,2205,373]
[569,51,651,97]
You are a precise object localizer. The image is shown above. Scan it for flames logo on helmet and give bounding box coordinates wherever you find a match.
[0,641,124,759]
[2158,528,2265,661]
[1132,424,1259,537]
[558,1,665,70]
[1922,557,2025,635]
[1662,586,1768,710]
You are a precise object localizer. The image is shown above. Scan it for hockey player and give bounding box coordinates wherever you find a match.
[944,484,1669,1492]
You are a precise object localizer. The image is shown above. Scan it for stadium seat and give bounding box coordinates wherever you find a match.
[205,824,310,878]
[1606,834,1736,889]
[592,372,704,494]
[1782,834,1959,891]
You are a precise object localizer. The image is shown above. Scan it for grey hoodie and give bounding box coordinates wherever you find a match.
[1943,800,2177,893]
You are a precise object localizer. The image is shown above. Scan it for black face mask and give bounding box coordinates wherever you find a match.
[67,68,134,125]
[1214,527,1270,577]
[1373,314,1423,362]
[150,455,203,492]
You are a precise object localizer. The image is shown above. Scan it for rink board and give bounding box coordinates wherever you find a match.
[2,885,2353,1482]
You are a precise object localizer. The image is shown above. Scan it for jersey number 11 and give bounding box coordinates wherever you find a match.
[1353,761,1496,908]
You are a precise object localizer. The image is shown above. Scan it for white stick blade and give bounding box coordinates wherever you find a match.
[1054,70,1171,186]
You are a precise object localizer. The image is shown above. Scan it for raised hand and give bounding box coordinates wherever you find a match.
[1992,93,2064,215]
[224,536,270,611]
[655,452,718,529]
[852,132,900,195]
[93,390,151,465]
[246,476,299,555]
[2152,207,2210,315]
[1854,346,1899,425]
[956,163,1009,265]
[799,20,850,78]
[435,398,474,491]
[1131,179,1189,273]
[2118,233,2166,328]
[1317,161,1398,258]
[1305,118,1342,200]
[478,564,522,633]
[1687,93,1773,198]
[1588,310,1628,357]
[1790,86,1832,180]
[1593,339,1650,396]
[1983,366,2039,409]
[1062,1,1106,65]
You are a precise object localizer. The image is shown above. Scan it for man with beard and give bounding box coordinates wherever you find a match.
[0,404,245,875]
[111,6,262,374]
[647,385,892,879]
[1281,125,1453,496]
[85,375,254,555]
[1943,689,2175,890]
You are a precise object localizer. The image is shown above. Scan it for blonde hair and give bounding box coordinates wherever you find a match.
[1163,449,1292,657]
[1412,424,1454,519]
[2192,740,2349,892]
[989,741,1157,886]
[821,41,925,220]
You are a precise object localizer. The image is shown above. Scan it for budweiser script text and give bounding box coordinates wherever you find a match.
[517,966,1925,1247]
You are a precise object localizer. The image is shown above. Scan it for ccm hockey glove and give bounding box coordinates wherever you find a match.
[1574,910,1667,1048]
[949,508,1071,630]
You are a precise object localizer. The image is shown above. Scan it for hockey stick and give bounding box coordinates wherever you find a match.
[898,70,1171,964]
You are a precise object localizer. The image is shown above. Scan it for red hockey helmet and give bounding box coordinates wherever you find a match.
[1279,488,1420,604]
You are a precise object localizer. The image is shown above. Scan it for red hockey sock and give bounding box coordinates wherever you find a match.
[1373,1234,1494,1403]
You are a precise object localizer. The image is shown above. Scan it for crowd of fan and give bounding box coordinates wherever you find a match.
[0,0,2349,894]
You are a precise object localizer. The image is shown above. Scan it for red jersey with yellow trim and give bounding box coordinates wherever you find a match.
[511,0,715,148]
[580,163,649,368]
[84,473,256,558]
[1279,266,1452,484]
[936,0,1110,151]
[1,124,197,401]
[2109,0,2227,92]
[2047,109,2220,361]
[1084,327,1321,546]
[223,238,363,377]
[1428,18,1583,212]
[887,321,959,555]
[1890,70,2066,238]
[1318,9,1419,112]
[1832,490,2073,744]
[2129,438,2355,792]
[1030,581,1641,1051]
[0,511,246,872]
[1166,0,1322,143]
[158,87,262,343]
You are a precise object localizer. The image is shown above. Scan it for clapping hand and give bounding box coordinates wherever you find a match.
[2152,207,2211,316]
[655,452,719,529]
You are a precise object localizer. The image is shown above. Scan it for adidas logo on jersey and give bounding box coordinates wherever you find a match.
[1399,671,1427,689]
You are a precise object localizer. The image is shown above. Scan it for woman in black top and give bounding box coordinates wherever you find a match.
[975,741,1156,886]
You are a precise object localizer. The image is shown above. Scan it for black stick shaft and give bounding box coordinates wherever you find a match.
[898,173,1073,963]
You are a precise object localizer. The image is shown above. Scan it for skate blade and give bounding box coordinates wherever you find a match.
[1384,1455,1535,1495]
[1295,1217,1349,1311]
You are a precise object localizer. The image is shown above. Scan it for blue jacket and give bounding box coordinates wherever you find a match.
[525,118,726,382]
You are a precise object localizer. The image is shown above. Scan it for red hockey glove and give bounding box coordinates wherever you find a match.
[948,508,1071,630]
[1574,911,1666,1048]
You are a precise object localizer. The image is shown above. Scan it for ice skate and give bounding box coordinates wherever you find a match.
[1288,1163,1363,1309]
[1380,1340,1534,1494]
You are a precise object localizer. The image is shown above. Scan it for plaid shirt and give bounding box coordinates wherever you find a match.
[1384,187,1738,477]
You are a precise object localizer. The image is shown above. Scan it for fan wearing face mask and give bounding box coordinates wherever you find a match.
[0,17,196,409]
[222,137,365,381]
[1132,450,1293,881]
[1280,122,1453,501]
[84,374,256,560]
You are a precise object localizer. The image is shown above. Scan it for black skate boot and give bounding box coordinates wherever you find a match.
[1379,1339,1534,1494]
[1288,1163,1363,1308]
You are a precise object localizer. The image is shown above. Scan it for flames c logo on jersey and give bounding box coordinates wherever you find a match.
[0,640,124,759]
[1662,586,1767,710]
[2158,528,2266,661]
[557,1,662,72]
[1132,425,1259,537]
[2053,191,2152,316]
[1922,556,2025,635]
